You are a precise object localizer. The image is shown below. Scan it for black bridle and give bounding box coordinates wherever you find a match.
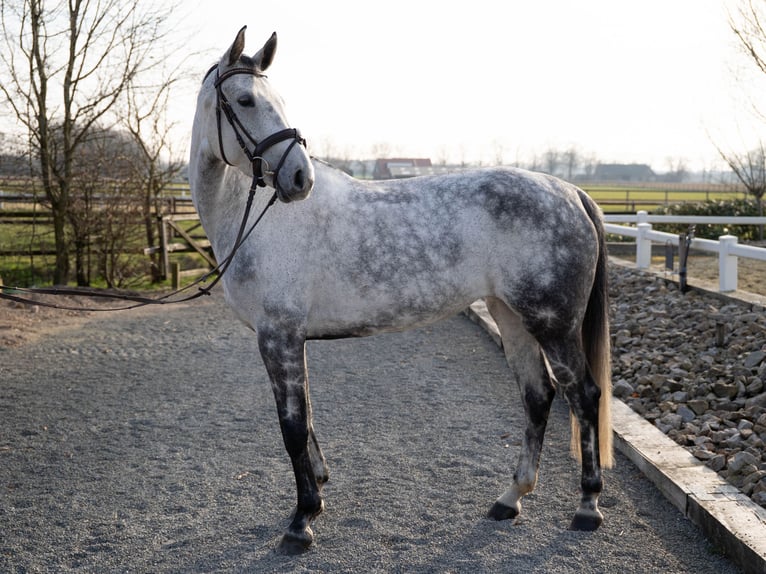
[209,64,307,202]
[0,64,308,311]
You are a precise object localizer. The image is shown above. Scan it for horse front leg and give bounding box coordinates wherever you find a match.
[258,327,325,554]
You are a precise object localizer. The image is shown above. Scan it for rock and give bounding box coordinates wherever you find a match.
[662,413,683,430]
[745,392,766,409]
[708,454,727,472]
[614,330,633,347]
[753,492,766,508]
[728,451,759,474]
[687,399,709,416]
[677,405,696,423]
[747,378,764,396]
[739,419,755,431]
[612,378,634,399]
[711,429,735,444]
[745,470,766,488]
[713,382,738,399]
[744,350,766,369]
[692,448,714,461]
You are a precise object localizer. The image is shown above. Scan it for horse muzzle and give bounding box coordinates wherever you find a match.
[270,152,314,203]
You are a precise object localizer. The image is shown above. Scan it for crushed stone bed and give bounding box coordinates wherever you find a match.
[609,263,766,509]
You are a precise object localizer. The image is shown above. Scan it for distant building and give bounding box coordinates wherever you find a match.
[372,158,433,179]
[593,163,656,182]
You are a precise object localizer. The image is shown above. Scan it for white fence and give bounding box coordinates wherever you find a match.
[603,210,766,293]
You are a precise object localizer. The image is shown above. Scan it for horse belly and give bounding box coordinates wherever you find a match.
[306,263,486,338]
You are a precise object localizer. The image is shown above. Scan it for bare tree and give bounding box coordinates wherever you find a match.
[722,1,766,239]
[67,128,145,286]
[371,141,393,159]
[730,1,766,77]
[716,143,766,238]
[122,70,186,283]
[543,149,560,177]
[0,0,176,285]
[562,146,579,181]
[664,157,689,183]
[490,139,505,167]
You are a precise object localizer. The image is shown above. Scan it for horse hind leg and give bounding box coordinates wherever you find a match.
[485,297,556,522]
[542,337,605,531]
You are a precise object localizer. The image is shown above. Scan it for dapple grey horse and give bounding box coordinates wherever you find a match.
[190,27,613,554]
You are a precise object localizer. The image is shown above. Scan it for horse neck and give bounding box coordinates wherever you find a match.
[190,150,256,253]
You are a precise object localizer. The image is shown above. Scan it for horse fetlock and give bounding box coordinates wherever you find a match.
[298,495,324,519]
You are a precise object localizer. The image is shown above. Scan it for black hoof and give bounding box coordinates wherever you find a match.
[277,528,314,555]
[569,510,603,531]
[487,501,519,521]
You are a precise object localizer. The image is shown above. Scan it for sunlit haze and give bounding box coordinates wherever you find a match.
[3,0,762,174]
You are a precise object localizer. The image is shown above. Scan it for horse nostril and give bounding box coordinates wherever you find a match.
[294,169,305,190]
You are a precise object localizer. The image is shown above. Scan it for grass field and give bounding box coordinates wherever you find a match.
[580,182,746,212]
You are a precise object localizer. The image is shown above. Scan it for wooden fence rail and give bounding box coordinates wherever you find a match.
[143,214,215,281]
[0,193,213,284]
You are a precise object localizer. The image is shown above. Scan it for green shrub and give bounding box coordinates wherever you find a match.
[653,199,762,241]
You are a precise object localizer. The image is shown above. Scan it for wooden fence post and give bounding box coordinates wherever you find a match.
[171,262,181,290]
[160,216,170,281]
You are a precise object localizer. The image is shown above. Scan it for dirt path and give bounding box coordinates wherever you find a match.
[0,290,739,573]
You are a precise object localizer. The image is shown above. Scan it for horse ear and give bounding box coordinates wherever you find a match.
[224,26,247,67]
[254,32,277,72]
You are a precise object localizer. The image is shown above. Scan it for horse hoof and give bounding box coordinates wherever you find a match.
[569,509,603,531]
[277,528,314,555]
[487,501,519,521]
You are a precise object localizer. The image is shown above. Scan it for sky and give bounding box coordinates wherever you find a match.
[169,0,763,173]
[2,0,760,173]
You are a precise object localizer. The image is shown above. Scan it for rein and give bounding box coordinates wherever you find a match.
[0,63,306,313]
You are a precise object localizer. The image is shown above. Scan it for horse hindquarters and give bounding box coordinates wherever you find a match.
[486,188,612,531]
[542,191,612,531]
[485,298,556,521]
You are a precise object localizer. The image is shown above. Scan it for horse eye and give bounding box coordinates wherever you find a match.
[237,95,255,107]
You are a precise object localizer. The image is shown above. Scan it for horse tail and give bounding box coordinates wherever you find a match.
[570,189,614,469]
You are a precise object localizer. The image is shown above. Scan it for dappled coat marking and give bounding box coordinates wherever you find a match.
[190,27,613,554]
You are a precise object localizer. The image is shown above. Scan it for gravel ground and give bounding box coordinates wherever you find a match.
[0,291,739,573]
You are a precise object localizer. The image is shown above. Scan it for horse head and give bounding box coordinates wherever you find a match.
[203,26,314,203]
